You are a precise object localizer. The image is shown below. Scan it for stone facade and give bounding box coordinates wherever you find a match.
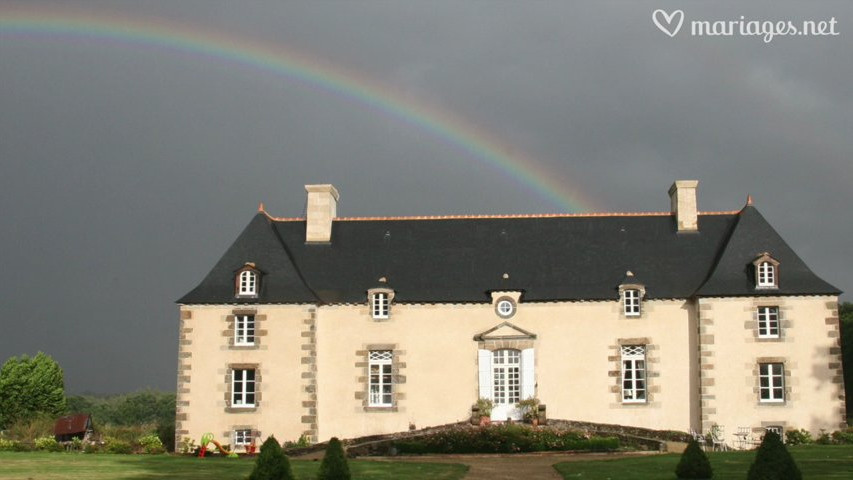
[175,295,843,450]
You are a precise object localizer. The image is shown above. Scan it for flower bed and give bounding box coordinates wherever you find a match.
[393,424,618,454]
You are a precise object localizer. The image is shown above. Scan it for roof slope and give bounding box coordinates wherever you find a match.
[178,214,318,304]
[54,414,92,436]
[695,205,840,297]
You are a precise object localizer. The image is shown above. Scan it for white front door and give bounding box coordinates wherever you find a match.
[491,349,522,420]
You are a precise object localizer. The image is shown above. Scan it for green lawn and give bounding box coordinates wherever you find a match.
[0,452,468,480]
[554,445,853,479]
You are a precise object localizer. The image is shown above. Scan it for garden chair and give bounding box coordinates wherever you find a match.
[710,425,727,451]
[689,428,707,450]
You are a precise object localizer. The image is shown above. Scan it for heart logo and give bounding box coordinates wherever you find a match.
[652,9,685,37]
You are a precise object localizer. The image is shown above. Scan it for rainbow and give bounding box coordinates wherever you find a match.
[0,5,598,212]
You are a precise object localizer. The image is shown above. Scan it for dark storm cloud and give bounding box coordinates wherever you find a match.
[1,0,850,393]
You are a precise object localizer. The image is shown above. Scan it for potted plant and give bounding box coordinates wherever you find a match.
[476,398,494,426]
[517,397,540,425]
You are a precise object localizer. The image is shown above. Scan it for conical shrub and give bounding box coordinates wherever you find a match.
[317,437,351,480]
[675,439,713,479]
[249,436,294,480]
[747,431,802,480]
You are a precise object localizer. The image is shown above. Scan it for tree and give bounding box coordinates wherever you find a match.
[249,436,294,480]
[675,439,713,479]
[839,302,853,423]
[747,431,801,480]
[0,352,67,428]
[317,437,351,480]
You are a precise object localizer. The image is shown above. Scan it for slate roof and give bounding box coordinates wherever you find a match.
[696,206,839,296]
[178,206,840,305]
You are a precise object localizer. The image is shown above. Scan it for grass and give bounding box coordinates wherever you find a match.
[554,445,853,479]
[0,452,468,480]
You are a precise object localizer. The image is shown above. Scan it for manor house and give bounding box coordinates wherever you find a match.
[175,180,845,450]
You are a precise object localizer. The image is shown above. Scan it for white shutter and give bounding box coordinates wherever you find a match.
[521,348,536,400]
[478,349,493,400]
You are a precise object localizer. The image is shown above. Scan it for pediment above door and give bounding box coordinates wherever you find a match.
[474,321,536,350]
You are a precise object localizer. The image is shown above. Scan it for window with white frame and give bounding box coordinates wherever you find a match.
[623,289,641,316]
[234,429,253,446]
[368,350,393,406]
[234,315,255,346]
[496,299,515,318]
[759,363,785,403]
[757,307,780,338]
[371,292,390,319]
[492,349,521,406]
[765,425,783,436]
[757,262,776,288]
[238,270,257,296]
[621,345,647,403]
[232,369,256,407]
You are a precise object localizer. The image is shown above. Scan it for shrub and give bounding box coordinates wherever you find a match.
[104,437,133,454]
[317,437,351,480]
[675,439,713,479]
[249,436,294,480]
[516,397,540,422]
[815,429,833,445]
[0,438,22,451]
[831,427,853,445]
[156,421,176,452]
[11,441,31,452]
[2,414,55,442]
[99,423,154,444]
[284,434,312,449]
[747,431,801,480]
[178,436,197,454]
[83,442,100,454]
[34,436,62,452]
[784,429,812,445]
[69,437,83,451]
[475,397,494,417]
[138,433,166,454]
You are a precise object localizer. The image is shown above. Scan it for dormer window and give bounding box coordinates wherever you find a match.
[368,288,394,320]
[757,262,775,286]
[618,271,645,318]
[239,271,257,295]
[623,289,641,316]
[753,253,779,289]
[235,264,260,297]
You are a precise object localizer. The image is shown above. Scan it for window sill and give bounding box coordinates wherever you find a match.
[226,406,258,413]
[364,406,397,412]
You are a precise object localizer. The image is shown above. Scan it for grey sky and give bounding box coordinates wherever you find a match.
[1,0,850,394]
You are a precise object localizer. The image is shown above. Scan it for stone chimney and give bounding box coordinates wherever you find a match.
[668,180,699,232]
[305,184,339,243]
